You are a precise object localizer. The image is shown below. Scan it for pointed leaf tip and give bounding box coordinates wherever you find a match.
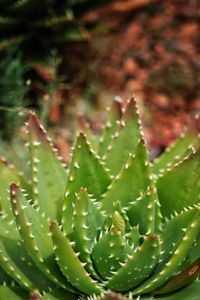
[80,186,87,193]
[112,97,123,116]
[28,111,47,140]
[123,96,138,120]
[10,183,20,206]
[28,111,38,126]
[146,234,159,240]
[79,131,86,138]
[29,291,41,300]
[0,156,7,164]
[9,182,20,203]
[49,220,58,229]
[10,182,19,191]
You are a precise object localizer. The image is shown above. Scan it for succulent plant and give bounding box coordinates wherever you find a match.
[0,97,199,300]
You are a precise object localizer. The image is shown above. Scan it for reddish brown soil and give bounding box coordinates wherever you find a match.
[50,0,200,160]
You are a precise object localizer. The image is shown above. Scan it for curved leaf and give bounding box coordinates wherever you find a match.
[156,281,200,300]
[10,183,74,292]
[50,221,102,295]
[101,140,150,215]
[106,235,160,292]
[0,217,53,291]
[103,97,142,176]
[152,128,199,176]
[28,112,67,222]
[156,147,200,218]
[0,286,29,300]
[62,132,111,236]
[42,288,77,300]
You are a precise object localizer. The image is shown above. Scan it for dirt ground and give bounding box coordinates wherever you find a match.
[49,0,200,161]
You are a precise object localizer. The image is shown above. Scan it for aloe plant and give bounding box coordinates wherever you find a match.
[0,97,199,300]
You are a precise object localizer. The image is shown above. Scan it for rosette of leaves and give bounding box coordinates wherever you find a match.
[0,97,200,300]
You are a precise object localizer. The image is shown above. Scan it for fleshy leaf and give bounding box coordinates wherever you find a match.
[92,212,132,280]
[152,128,199,176]
[178,234,200,274]
[50,221,102,295]
[28,112,67,222]
[10,183,75,292]
[158,208,199,269]
[0,217,53,291]
[153,258,200,295]
[126,225,140,250]
[106,234,160,292]
[103,97,142,176]
[41,288,77,300]
[127,183,162,235]
[101,140,150,215]
[76,114,98,152]
[0,286,29,300]
[0,158,31,220]
[156,147,200,218]
[0,265,13,285]
[132,209,200,294]
[72,188,104,279]
[156,280,200,300]
[62,132,111,236]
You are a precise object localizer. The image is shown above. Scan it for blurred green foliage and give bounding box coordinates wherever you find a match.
[0,46,28,140]
[0,0,112,61]
[0,0,113,140]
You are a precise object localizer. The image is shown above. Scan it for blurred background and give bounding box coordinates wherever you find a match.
[0,0,199,163]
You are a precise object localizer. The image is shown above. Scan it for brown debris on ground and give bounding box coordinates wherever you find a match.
[52,0,200,160]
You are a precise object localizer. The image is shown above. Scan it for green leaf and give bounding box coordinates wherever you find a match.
[127,182,162,235]
[0,286,29,300]
[156,147,200,218]
[126,225,140,250]
[76,114,98,152]
[0,265,13,285]
[92,212,132,280]
[154,258,200,295]
[179,234,200,273]
[112,200,132,233]
[106,234,160,292]
[50,221,102,296]
[10,183,75,292]
[103,97,142,176]
[155,281,200,300]
[132,209,200,295]
[42,288,77,300]
[158,208,199,268]
[72,188,103,279]
[101,140,150,216]
[28,112,67,222]
[62,132,111,236]
[152,128,199,176]
[153,213,200,294]
[0,217,53,291]
[0,158,31,220]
